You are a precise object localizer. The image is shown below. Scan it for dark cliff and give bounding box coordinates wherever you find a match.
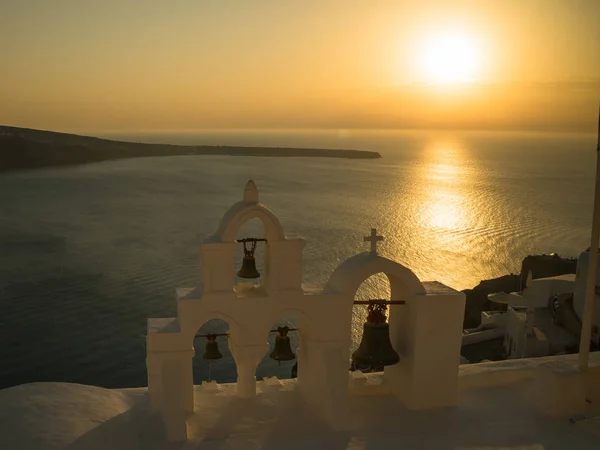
[462,253,578,328]
[520,253,577,284]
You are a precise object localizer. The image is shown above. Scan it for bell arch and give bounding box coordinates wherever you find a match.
[324,253,425,299]
[192,318,238,384]
[206,180,285,243]
[182,310,247,349]
[257,320,299,381]
[218,204,285,243]
[254,307,317,386]
[200,180,304,294]
[324,252,426,373]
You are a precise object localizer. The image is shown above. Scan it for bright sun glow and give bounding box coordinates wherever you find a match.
[418,32,482,85]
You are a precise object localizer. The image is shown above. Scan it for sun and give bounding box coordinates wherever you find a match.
[417,31,482,85]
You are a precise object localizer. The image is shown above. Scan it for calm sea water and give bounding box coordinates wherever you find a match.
[0,129,595,389]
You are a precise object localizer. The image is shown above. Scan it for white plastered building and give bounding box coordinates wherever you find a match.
[145,180,466,441]
[574,249,600,346]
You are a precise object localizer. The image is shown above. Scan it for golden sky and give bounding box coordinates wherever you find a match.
[1,0,598,133]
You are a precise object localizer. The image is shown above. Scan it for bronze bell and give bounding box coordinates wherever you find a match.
[352,303,400,368]
[203,334,223,360]
[237,239,260,279]
[237,256,260,278]
[269,326,296,362]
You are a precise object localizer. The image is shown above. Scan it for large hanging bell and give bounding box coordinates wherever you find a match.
[237,255,260,278]
[203,334,223,360]
[269,326,296,362]
[352,322,400,367]
[237,239,261,279]
[352,303,399,368]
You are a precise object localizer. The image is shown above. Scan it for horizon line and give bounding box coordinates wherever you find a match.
[2,124,597,139]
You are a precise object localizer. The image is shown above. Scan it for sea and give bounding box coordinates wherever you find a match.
[0,129,596,389]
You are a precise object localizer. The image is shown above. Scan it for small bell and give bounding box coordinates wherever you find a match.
[352,303,400,368]
[203,334,223,360]
[237,239,261,279]
[269,326,296,362]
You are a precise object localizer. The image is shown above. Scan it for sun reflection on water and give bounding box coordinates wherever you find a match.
[427,162,461,183]
[380,137,490,290]
[420,141,472,234]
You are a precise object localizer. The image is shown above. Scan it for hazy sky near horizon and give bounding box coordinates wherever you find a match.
[1,0,598,134]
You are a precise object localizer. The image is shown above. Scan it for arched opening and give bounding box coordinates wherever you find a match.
[218,201,285,244]
[256,315,303,381]
[351,272,394,372]
[234,218,267,292]
[192,318,237,385]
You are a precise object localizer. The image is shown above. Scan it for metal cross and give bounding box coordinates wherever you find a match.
[364,228,383,254]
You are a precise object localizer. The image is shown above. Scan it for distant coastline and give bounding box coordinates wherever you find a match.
[0,126,382,173]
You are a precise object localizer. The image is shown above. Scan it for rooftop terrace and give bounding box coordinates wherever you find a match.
[2,353,599,449]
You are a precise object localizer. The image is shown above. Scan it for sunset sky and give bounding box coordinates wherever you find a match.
[1,0,598,134]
